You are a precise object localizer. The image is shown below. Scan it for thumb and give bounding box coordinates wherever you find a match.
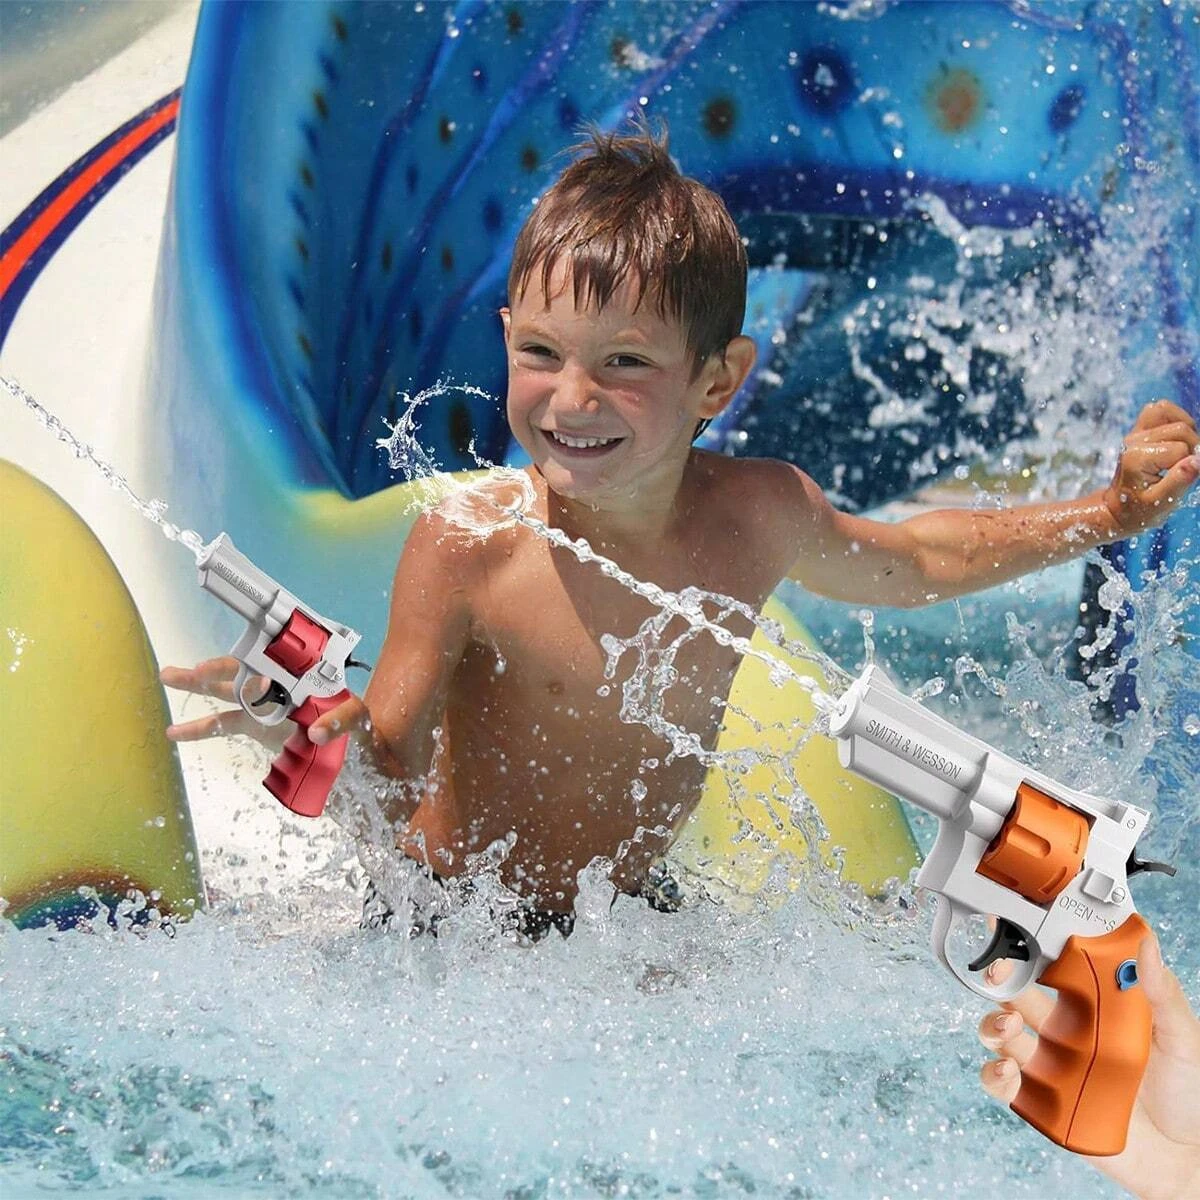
[1145,454,1200,509]
[1139,934,1200,1051]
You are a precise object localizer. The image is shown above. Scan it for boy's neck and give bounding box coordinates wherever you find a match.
[544,456,700,553]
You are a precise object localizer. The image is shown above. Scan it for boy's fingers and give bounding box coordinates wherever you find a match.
[1131,399,1194,432]
[1124,443,1198,484]
[1143,456,1200,507]
[160,658,271,705]
[1124,419,1200,451]
[166,708,258,742]
[161,657,237,695]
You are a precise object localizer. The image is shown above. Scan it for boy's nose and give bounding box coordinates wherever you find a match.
[553,365,602,414]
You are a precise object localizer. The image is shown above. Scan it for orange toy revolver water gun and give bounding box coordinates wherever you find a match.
[829,665,1176,1156]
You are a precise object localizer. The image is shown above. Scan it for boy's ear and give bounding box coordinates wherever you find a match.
[499,307,511,346]
[698,336,756,419]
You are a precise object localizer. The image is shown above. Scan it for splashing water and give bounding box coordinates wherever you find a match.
[5,375,1196,1198]
[3,374,214,562]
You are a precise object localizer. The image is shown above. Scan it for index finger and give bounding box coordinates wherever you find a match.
[159,656,248,703]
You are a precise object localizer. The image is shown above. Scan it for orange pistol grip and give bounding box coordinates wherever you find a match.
[1012,912,1152,1156]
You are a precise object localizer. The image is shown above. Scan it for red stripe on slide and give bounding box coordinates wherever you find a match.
[0,96,181,297]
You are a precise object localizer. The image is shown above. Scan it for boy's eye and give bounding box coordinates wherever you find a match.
[610,354,650,368]
[518,344,556,360]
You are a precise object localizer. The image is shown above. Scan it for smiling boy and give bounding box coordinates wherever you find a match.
[164,124,1199,931]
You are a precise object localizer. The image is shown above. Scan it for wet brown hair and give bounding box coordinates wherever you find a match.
[507,120,747,379]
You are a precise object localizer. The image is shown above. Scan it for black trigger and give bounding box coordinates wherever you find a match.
[969,917,1032,974]
[251,681,290,708]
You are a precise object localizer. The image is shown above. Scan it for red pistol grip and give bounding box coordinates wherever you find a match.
[263,690,351,818]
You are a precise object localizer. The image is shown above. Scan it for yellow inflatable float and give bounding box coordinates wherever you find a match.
[679,596,919,897]
[0,461,204,929]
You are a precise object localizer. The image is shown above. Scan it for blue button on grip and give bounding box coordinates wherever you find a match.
[1116,959,1140,990]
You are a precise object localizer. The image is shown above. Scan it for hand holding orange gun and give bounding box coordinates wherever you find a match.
[829,666,1177,1157]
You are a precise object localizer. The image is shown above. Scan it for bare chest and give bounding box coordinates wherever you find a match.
[453,537,775,760]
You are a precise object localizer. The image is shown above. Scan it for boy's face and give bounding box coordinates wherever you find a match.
[501,262,751,511]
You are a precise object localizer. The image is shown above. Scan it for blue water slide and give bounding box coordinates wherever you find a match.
[148,0,1198,667]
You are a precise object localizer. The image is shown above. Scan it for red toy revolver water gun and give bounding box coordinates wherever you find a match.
[196,534,369,817]
[829,665,1176,1156]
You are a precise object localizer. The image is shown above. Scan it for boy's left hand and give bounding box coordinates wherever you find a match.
[1104,400,1199,535]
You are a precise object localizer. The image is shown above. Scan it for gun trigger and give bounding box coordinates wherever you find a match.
[251,681,291,709]
[1126,851,1176,878]
[968,917,1032,974]
[347,658,372,673]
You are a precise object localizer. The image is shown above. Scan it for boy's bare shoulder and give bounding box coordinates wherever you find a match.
[408,470,535,570]
[692,451,824,517]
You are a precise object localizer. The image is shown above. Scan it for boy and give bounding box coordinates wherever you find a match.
[163,125,1199,928]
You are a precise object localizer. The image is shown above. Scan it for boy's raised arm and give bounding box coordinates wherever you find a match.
[787,400,1198,609]
[342,509,474,801]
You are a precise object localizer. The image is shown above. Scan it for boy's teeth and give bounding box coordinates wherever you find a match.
[550,431,617,449]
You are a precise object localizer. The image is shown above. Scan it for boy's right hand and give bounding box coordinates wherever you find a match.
[160,657,370,750]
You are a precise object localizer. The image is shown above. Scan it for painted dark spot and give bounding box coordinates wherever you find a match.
[558,96,580,131]
[796,46,855,116]
[301,121,318,154]
[925,67,984,133]
[295,237,309,261]
[1049,84,1086,133]
[611,37,631,67]
[520,144,539,172]
[381,241,393,271]
[482,197,503,233]
[331,13,348,41]
[287,277,305,311]
[406,163,419,195]
[441,245,455,272]
[313,90,329,120]
[298,332,313,359]
[288,191,311,227]
[439,116,455,144]
[409,305,424,343]
[449,401,474,457]
[506,7,523,36]
[703,96,736,139]
[319,52,339,86]
[300,163,315,189]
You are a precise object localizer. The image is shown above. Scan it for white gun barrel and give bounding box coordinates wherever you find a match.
[196,534,288,633]
[829,665,988,822]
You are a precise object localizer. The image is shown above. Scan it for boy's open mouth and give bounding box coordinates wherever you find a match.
[543,429,624,457]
